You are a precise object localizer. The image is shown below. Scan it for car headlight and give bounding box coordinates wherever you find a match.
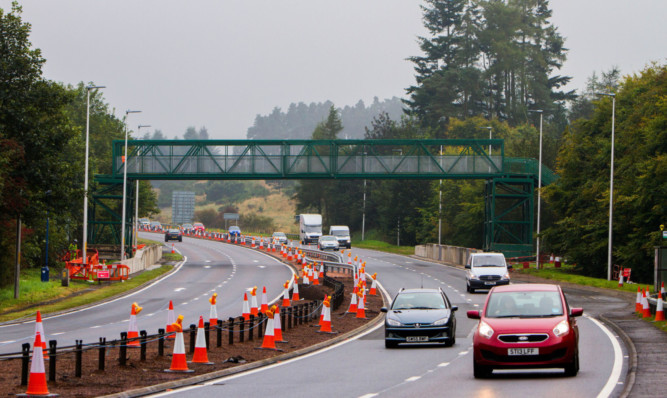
[553,320,570,337]
[469,273,479,280]
[478,321,494,339]
[432,317,450,326]
[502,273,510,280]
[386,318,402,327]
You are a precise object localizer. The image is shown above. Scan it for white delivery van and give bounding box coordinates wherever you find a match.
[329,225,351,249]
[299,214,322,245]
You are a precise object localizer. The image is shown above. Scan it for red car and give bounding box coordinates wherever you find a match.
[193,222,205,232]
[467,283,583,378]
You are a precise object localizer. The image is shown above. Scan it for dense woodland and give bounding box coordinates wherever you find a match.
[0,1,664,287]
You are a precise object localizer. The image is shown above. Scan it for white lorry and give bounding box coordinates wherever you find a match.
[329,225,351,249]
[298,214,322,245]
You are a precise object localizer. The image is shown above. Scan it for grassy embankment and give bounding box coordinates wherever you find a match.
[0,239,180,323]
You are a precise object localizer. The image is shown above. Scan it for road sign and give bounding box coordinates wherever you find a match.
[97,270,110,279]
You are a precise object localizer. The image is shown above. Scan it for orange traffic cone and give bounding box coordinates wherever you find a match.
[273,306,286,343]
[642,288,651,318]
[347,291,358,314]
[191,316,214,364]
[661,282,666,300]
[347,251,352,265]
[127,302,142,347]
[250,286,259,316]
[635,287,642,313]
[287,247,293,261]
[166,300,176,339]
[171,244,174,254]
[292,275,300,301]
[282,280,291,307]
[259,238,264,250]
[319,294,327,326]
[313,264,320,286]
[23,332,56,396]
[34,311,48,359]
[242,292,250,320]
[209,293,218,327]
[165,315,194,373]
[318,296,335,333]
[302,267,310,285]
[369,273,378,295]
[258,309,281,351]
[356,291,366,319]
[618,269,624,287]
[655,297,665,322]
[260,286,269,313]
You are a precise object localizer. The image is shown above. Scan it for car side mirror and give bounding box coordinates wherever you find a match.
[465,264,471,269]
[380,307,388,313]
[570,308,583,317]
[451,306,458,312]
[507,264,512,269]
[466,310,480,319]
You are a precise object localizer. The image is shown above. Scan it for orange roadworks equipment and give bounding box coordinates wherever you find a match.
[618,269,624,287]
[272,305,286,343]
[292,275,300,301]
[165,315,194,373]
[347,251,352,265]
[34,311,48,359]
[655,297,665,322]
[356,291,366,319]
[209,293,218,327]
[23,333,56,397]
[287,247,293,261]
[242,292,250,320]
[282,280,291,307]
[319,263,324,279]
[313,264,320,286]
[250,286,259,316]
[319,296,334,333]
[259,309,280,350]
[260,286,269,313]
[251,237,256,248]
[166,300,176,339]
[127,302,143,347]
[191,316,214,364]
[642,288,651,318]
[302,268,310,285]
[319,294,327,326]
[171,244,175,254]
[347,291,358,314]
[635,287,642,313]
[259,238,264,250]
[369,273,378,296]
[272,241,277,252]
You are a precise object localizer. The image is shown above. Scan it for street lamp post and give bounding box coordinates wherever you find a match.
[120,110,141,261]
[134,124,151,248]
[595,93,616,280]
[83,85,105,265]
[528,110,544,269]
[439,145,443,246]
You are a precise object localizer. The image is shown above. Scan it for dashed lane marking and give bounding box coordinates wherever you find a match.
[174,288,185,292]
[438,362,450,367]
[405,376,421,382]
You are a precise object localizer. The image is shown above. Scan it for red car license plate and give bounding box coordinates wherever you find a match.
[508,348,539,356]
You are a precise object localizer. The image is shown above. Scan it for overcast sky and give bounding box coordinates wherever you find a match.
[3,1,666,139]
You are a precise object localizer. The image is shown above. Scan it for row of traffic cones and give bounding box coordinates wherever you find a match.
[635,283,665,321]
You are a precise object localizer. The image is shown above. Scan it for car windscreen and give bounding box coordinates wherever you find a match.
[472,255,506,267]
[168,229,179,233]
[304,225,321,233]
[331,230,348,236]
[391,292,446,310]
[485,291,563,318]
[321,236,336,241]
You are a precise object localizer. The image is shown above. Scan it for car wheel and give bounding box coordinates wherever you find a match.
[385,339,398,349]
[473,360,492,378]
[444,333,456,347]
[564,351,579,377]
[179,237,182,242]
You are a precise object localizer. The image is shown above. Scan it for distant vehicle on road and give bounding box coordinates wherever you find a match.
[298,214,322,245]
[193,222,205,232]
[329,225,351,249]
[165,228,182,242]
[317,235,339,251]
[467,283,582,378]
[229,226,241,236]
[272,231,288,245]
[381,287,457,348]
[181,223,193,233]
[138,218,150,228]
[465,252,511,293]
[149,221,162,231]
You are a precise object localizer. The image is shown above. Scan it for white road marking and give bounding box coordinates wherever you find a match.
[405,376,420,382]
[458,350,469,356]
[0,340,16,344]
[438,362,450,367]
[205,260,211,263]
[258,265,266,269]
[358,394,378,398]
[51,332,64,336]
[204,266,211,269]
[174,288,185,292]
[587,316,624,398]
[90,325,101,329]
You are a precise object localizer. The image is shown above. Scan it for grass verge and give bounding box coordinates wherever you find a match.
[0,255,179,323]
[353,240,414,256]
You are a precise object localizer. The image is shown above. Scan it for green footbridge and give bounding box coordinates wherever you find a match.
[90,139,557,258]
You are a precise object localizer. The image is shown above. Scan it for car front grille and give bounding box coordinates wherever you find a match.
[480,275,501,281]
[498,334,549,343]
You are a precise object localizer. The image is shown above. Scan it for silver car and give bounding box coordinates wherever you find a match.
[317,235,340,251]
[272,232,288,245]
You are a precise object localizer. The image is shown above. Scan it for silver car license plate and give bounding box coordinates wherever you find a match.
[406,336,428,342]
[484,281,496,285]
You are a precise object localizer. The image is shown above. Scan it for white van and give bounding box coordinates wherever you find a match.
[299,214,322,245]
[329,225,351,249]
[465,252,511,293]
